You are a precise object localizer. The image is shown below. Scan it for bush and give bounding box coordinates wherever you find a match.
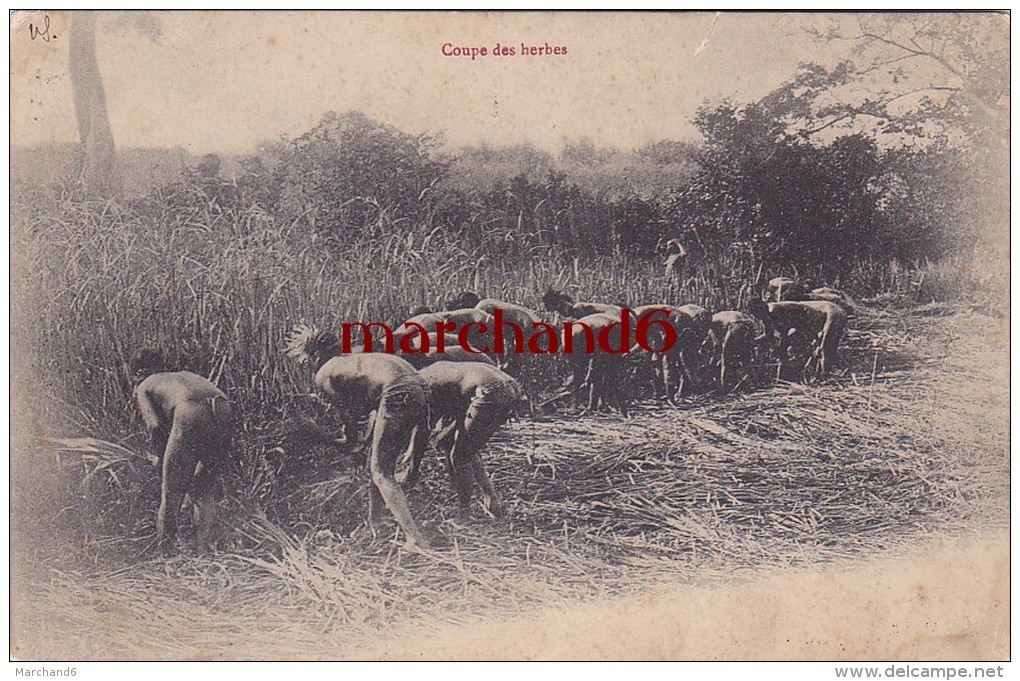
[268,111,447,240]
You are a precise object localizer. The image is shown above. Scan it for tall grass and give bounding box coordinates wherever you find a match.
[10,184,997,563]
[12,193,756,435]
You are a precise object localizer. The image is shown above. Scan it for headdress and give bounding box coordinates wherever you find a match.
[283,323,341,366]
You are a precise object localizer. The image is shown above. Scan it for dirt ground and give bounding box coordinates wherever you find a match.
[357,306,1011,661]
[355,531,1008,660]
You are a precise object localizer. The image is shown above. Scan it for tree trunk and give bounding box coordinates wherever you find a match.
[69,11,119,197]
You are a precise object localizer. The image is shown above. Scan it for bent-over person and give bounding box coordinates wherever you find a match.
[749,299,848,378]
[541,288,624,321]
[130,348,233,554]
[418,361,527,519]
[284,324,434,549]
[709,310,763,391]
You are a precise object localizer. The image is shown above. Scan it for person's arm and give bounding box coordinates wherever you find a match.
[133,387,168,465]
[349,410,376,446]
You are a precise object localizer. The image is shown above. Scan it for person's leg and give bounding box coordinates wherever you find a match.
[191,399,232,551]
[157,421,197,553]
[457,397,511,517]
[446,416,474,515]
[369,400,431,548]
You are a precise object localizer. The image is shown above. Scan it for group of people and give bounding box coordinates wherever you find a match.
[129,275,853,554]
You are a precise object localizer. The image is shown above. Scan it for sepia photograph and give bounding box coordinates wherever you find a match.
[9,11,1010,663]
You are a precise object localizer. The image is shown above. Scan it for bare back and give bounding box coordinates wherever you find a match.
[420,361,517,403]
[402,345,495,369]
[405,332,458,350]
[711,310,757,335]
[314,353,424,415]
[570,302,623,319]
[442,308,494,327]
[476,299,541,326]
[768,300,844,336]
[678,304,712,337]
[133,370,232,550]
[133,371,229,433]
[562,312,622,352]
[396,312,449,338]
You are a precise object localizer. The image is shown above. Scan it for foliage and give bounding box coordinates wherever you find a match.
[807,13,1009,146]
[662,55,1002,278]
[267,111,447,239]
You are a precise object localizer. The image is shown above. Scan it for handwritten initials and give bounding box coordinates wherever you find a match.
[29,15,55,42]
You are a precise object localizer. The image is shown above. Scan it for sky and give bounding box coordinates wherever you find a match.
[7,11,968,155]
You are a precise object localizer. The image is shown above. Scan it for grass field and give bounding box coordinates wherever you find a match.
[10,297,1009,659]
[9,140,1010,659]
